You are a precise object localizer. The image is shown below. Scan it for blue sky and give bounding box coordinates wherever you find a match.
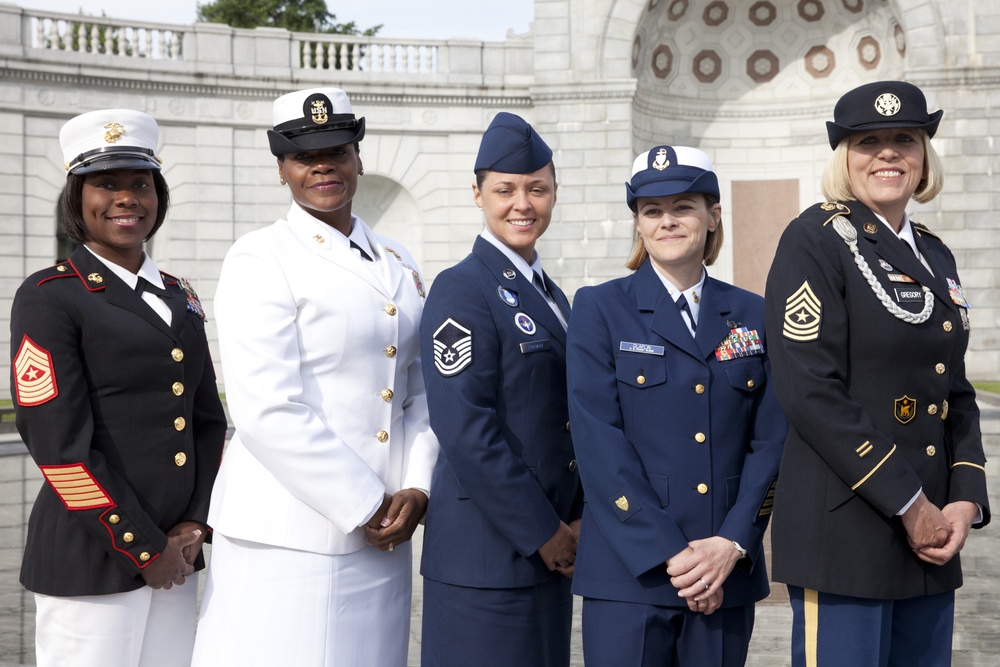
[20,1,535,41]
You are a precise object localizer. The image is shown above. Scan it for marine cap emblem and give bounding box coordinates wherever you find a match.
[103,122,125,143]
[874,93,901,117]
[87,272,104,284]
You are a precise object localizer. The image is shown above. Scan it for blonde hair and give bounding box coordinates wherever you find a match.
[625,194,723,271]
[822,130,944,204]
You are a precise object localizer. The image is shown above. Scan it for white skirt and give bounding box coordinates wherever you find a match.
[191,533,412,666]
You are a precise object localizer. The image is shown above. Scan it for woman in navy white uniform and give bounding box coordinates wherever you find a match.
[419,112,582,666]
[191,88,438,666]
[566,146,786,666]
[10,109,228,666]
[765,81,990,667]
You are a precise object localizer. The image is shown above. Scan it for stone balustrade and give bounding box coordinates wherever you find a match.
[0,4,533,86]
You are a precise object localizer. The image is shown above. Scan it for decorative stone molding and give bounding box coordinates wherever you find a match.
[747,49,779,82]
[652,44,674,79]
[857,35,881,69]
[805,44,836,77]
[703,2,730,27]
[749,2,777,27]
[694,50,723,83]
[797,0,825,22]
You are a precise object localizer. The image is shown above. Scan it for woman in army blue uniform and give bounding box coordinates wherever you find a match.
[566,146,786,666]
[765,81,990,666]
[10,109,227,666]
[419,112,582,666]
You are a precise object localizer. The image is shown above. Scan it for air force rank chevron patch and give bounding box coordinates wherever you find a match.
[433,318,473,377]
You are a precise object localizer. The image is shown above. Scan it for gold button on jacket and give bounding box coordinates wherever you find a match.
[376,430,389,443]
[934,363,946,374]
[926,445,937,457]
[174,452,187,466]
[139,552,151,562]
[385,345,397,358]
[173,416,186,431]
[171,348,184,362]
[108,514,120,524]
[694,384,705,394]
[123,532,134,543]
[381,388,394,401]
[697,483,709,494]
[172,382,184,396]
[384,304,397,316]
[694,432,706,443]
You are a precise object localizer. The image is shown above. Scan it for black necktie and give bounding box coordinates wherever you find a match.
[351,241,374,262]
[136,277,168,297]
[533,272,551,299]
[677,293,696,332]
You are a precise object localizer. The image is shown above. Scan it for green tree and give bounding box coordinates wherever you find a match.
[196,0,380,35]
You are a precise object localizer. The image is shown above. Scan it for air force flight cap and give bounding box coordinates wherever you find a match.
[474,112,553,174]
[60,109,162,175]
[626,145,720,211]
[826,80,942,149]
[267,87,366,156]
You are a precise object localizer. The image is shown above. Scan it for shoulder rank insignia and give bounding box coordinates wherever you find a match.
[782,280,822,342]
[433,318,473,377]
[13,335,58,406]
[177,277,207,321]
[912,221,942,241]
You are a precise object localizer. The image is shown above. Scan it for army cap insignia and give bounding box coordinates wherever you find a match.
[875,93,902,117]
[782,280,822,342]
[498,286,519,307]
[433,318,473,377]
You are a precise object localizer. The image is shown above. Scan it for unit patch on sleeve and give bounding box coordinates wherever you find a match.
[40,463,112,510]
[433,318,473,377]
[13,335,58,406]
[782,280,822,342]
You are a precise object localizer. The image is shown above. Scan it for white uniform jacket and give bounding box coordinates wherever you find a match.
[208,203,438,554]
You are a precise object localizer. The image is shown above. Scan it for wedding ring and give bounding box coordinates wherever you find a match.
[700,578,710,591]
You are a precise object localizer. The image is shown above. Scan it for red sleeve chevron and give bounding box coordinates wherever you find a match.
[13,335,58,406]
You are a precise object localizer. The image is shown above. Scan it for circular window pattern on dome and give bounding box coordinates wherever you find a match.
[648,0,662,12]
[805,45,835,78]
[632,35,642,71]
[858,36,881,69]
[749,1,776,26]
[652,44,674,79]
[842,0,863,12]
[668,0,689,21]
[893,23,906,55]
[703,1,729,26]
[747,49,779,82]
[797,0,825,22]
[693,50,723,82]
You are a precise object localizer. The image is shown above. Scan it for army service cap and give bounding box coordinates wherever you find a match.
[826,80,942,149]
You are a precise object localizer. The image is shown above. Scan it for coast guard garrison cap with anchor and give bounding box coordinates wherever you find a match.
[625,145,720,211]
[826,80,943,149]
[267,87,366,157]
[474,112,552,174]
[60,109,162,175]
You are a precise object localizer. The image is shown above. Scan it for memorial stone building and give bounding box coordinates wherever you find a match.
[1,0,998,395]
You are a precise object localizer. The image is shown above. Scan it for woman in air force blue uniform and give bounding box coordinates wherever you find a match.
[566,146,786,667]
[419,112,582,667]
[765,81,990,667]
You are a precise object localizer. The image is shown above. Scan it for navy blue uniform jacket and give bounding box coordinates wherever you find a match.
[420,237,582,588]
[765,201,990,600]
[11,246,227,596]
[567,260,786,606]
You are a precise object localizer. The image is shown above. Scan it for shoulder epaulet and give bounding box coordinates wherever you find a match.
[807,201,853,227]
[34,261,78,286]
[911,221,942,242]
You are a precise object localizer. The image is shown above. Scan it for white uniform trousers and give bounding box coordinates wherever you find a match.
[34,575,198,667]
[192,533,412,667]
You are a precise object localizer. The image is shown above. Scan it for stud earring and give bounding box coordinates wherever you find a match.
[280,177,286,185]
[359,167,364,175]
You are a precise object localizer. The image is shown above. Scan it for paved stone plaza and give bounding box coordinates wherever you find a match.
[1,396,998,666]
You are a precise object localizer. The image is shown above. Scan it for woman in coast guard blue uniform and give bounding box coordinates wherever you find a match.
[765,81,990,667]
[10,109,227,666]
[419,113,582,667]
[566,146,786,666]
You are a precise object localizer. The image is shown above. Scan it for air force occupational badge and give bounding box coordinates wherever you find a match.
[433,318,473,377]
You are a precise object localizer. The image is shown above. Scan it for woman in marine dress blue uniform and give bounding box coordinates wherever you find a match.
[765,80,990,667]
[566,146,786,666]
[10,109,227,666]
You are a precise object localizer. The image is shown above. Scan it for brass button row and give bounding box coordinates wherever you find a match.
[171,348,184,362]
[172,382,184,396]
[384,303,397,316]
[381,388,394,402]
[376,430,389,443]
